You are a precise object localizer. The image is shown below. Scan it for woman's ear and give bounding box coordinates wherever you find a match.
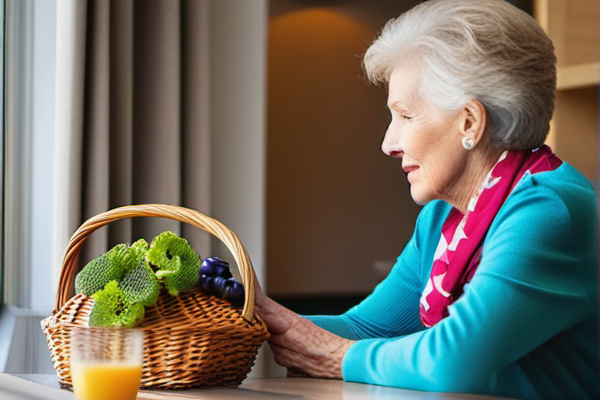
[461,99,487,144]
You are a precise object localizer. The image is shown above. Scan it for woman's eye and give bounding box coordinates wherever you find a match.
[401,114,412,120]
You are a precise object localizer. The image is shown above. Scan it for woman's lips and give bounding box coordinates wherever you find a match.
[403,165,419,183]
[403,165,419,174]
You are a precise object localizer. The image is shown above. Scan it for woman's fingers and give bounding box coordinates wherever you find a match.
[269,341,344,379]
[252,293,353,379]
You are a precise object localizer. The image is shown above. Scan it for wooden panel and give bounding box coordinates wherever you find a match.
[540,0,599,67]
[552,86,598,182]
[556,61,600,90]
[537,0,599,183]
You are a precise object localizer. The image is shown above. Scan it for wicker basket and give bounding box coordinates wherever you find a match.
[41,204,270,389]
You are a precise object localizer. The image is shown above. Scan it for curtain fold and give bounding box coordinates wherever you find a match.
[108,0,134,245]
[130,0,182,243]
[54,0,211,276]
[53,0,87,286]
[180,0,211,254]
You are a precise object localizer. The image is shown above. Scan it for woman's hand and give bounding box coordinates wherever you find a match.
[254,280,354,379]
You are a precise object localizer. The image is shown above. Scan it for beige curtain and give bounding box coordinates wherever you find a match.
[54,0,211,275]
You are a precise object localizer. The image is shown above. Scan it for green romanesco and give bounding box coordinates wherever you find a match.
[120,258,160,307]
[146,231,200,296]
[75,239,151,297]
[118,238,159,306]
[130,238,149,261]
[89,280,145,328]
[75,244,132,296]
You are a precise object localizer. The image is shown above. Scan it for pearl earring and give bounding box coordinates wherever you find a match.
[462,137,475,150]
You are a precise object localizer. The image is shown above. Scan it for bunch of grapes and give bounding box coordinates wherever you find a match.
[198,257,245,307]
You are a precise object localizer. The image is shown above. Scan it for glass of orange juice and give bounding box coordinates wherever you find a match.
[70,327,144,400]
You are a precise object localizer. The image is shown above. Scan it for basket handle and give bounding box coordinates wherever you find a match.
[56,204,257,321]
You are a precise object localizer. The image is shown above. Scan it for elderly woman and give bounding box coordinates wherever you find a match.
[255,1,599,399]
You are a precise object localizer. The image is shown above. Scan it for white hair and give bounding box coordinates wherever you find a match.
[363,0,556,150]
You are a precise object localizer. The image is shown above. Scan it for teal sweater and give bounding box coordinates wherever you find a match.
[307,162,599,400]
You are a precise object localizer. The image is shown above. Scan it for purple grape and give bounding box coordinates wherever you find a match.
[199,273,215,296]
[212,276,245,307]
[222,279,245,307]
[200,257,232,279]
[212,275,228,295]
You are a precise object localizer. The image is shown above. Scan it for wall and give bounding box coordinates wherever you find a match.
[208,0,269,379]
[209,0,268,286]
[266,0,423,298]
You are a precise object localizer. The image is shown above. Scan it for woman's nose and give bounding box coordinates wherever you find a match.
[381,126,403,158]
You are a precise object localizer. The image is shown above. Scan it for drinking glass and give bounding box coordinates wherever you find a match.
[70,327,145,400]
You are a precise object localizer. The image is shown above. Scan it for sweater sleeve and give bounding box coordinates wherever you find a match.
[306,204,437,340]
[341,179,596,394]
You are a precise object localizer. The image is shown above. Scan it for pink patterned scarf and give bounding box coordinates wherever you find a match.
[419,145,562,327]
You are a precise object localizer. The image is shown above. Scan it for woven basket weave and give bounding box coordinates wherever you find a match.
[41,204,270,389]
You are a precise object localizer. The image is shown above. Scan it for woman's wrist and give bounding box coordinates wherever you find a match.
[267,313,354,379]
[253,285,354,379]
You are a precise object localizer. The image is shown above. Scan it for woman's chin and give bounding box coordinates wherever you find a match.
[409,186,433,206]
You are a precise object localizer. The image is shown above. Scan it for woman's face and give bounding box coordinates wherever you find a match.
[382,64,468,205]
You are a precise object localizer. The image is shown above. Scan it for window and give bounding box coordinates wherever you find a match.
[1,0,56,374]
[0,0,5,307]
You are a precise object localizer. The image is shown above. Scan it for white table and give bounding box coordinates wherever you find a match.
[0,373,517,400]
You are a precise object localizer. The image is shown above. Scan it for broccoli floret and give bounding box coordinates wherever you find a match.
[75,244,131,296]
[89,281,145,328]
[130,238,149,261]
[146,231,200,296]
[75,240,150,297]
[120,258,160,307]
[118,238,159,306]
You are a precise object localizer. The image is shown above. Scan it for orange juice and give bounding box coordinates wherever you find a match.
[71,362,142,400]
